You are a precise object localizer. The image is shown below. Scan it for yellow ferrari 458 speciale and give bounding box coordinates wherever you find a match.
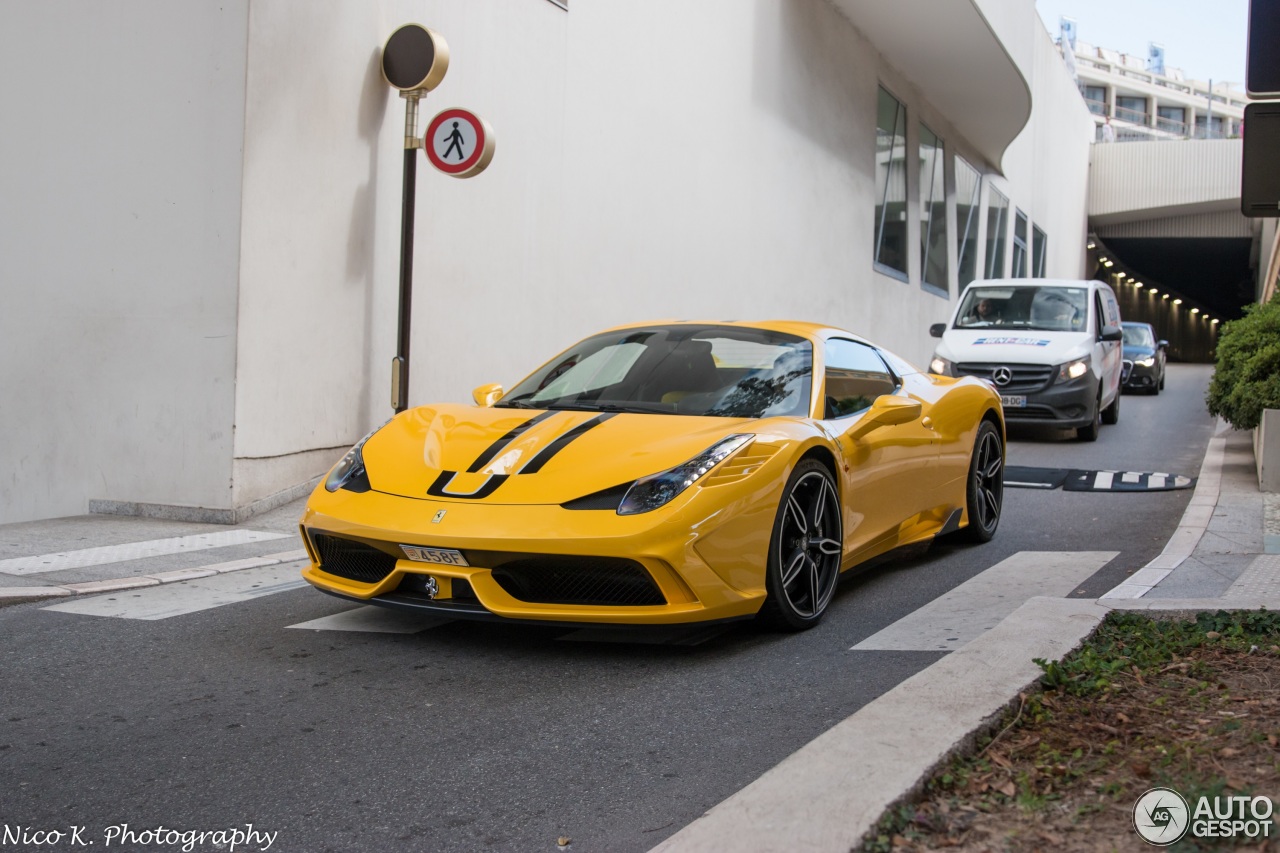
[300,321,1004,630]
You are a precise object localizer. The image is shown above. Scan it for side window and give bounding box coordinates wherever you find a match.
[1094,292,1106,338]
[823,339,898,419]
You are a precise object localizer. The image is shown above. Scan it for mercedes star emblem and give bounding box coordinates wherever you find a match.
[992,366,1013,386]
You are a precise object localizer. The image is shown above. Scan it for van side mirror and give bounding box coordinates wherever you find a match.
[846,396,923,441]
[929,323,946,338]
[1101,326,1123,342]
[472,383,504,407]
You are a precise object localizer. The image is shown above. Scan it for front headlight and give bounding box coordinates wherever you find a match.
[1058,358,1090,382]
[617,434,753,515]
[929,355,953,376]
[324,419,392,492]
[1135,356,1156,368]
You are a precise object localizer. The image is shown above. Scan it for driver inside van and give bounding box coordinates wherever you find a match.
[964,298,1002,325]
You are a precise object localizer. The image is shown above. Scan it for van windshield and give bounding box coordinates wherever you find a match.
[955,286,1089,332]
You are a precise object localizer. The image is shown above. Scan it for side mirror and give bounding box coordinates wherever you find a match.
[846,395,922,441]
[1157,339,1169,349]
[1101,326,1123,342]
[929,323,946,338]
[472,383,504,407]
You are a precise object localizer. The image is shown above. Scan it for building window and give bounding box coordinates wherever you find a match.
[985,188,1009,279]
[1011,210,1029,277]
[873,86,909,280]
[1157,105,1186,134]
[918,123,947,296]
[1116,95,1148,124]
[1032,225,1047,277]
[1083,85,1107,116]
[955,156,981,288]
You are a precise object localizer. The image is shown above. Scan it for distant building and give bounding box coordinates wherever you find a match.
[1059,36,1248,142]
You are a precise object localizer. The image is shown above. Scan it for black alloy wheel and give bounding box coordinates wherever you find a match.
[761,459,843,630]
[956,420,1003,543]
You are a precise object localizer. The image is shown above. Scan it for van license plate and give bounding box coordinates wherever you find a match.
[401,546,470,566]
[1000,395,1026,408]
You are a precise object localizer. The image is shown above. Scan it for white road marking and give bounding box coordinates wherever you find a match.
[1122,472,1141,484]
[0,530,293,576]
[1093,471,1115,490]
[1149,474,1167,489]
[287,606,451,633]
[41,563,307,620]
[851,551,1118,651]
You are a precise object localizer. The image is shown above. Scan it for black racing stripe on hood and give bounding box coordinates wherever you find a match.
[466,411,557,473]
[519,414,617,475]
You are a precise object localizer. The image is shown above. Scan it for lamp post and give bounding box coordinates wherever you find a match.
[381,24,449,413]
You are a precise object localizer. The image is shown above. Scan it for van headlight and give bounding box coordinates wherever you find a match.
[1058,358,1090,382]
[929,355,953,376]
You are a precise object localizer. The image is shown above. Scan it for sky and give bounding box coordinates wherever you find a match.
[1034,0,1249,88]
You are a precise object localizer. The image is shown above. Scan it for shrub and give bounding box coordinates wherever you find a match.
[1205,293,1280,430]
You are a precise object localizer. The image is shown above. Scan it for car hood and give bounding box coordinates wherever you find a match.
[939,329,1091,365]
[361,403,757,504]
[1123,345,1155,359]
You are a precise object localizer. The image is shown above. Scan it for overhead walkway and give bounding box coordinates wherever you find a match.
[1086,138,1275,361]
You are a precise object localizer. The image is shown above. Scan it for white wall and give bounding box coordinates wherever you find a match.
[0,1,249,523]
[1,0,1095,524]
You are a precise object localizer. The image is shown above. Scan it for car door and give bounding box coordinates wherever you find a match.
[821,338,939,557]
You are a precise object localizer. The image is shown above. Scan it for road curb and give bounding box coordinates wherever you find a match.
[0,548,309,608]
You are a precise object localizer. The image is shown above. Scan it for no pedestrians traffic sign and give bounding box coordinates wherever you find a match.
[424,108,495,179]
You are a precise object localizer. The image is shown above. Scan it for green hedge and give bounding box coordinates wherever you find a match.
[1205,293,1280,430]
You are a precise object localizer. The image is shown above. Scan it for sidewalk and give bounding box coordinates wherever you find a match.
[653,420,1280,852]
[0,490,312,605]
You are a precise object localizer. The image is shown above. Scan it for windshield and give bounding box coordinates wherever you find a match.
[955,285,1089,332]
[1122,324,1155,348]
[497,325,813,419]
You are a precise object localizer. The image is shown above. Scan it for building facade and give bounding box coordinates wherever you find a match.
[0,0,1094,525]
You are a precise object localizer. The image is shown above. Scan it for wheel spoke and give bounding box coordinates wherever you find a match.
[806,555,821,612]
[982,487,999,521]
[786,496,808,535]
[814,537,842,555]
[974,486,988,522]
[781,550,807,587]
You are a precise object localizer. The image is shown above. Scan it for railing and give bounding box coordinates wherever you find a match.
[1114,105,1149,125]
[1083,96,1107,116]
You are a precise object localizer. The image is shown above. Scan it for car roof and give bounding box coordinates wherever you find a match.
[593,319,874,346]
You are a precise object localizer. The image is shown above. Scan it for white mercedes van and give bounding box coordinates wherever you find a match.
[928,279,1124,441]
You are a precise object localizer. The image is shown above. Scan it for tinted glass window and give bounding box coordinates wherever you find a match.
[823,339,897,419]
[499,325,813,419]
[956,285,1088,332]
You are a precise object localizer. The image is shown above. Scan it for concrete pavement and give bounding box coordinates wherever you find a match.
[1,421,1275,852]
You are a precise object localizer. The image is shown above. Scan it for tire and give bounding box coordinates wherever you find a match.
[956,420,1003,543]
[1077,395,1101,442]
[759,459,843,631]
[1159,371,1165,391]
[1102,388,1120,425]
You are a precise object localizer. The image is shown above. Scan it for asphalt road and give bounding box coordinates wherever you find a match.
[0,364,1218,853]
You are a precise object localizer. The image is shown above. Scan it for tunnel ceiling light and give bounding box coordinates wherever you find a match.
[1192,307,1200,313]
[1104,260,1114,267]
[1163,293,1170,299]
[1212,318,1220,324]
[1174,298,1183,305]
[1099,256,1109,262]
[1135,281,1143,287]
[1088,241,1097,249]
[1149,288,1159,295]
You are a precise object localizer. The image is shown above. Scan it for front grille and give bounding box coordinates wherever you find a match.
[490,557,665,606]
[955,362,1054,394]
[312,533,398,584]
